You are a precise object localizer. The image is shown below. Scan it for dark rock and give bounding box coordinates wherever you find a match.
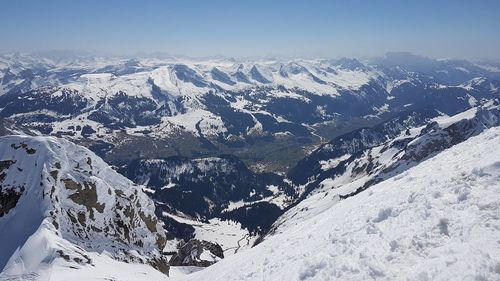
[169,239,224,267]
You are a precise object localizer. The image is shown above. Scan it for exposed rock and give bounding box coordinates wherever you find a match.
[0,186,25,217]
[169,239,224,267]
[0,135,170,275]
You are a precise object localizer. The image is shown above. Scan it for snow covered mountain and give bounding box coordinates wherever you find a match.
[1,52,500,280]
[120,155,298,256]
[289,100,499,185]
[1,53,499,171]
[0,135,170,279]
[280,100,499,233]
[176,126,500,281]
[119,100,500,268]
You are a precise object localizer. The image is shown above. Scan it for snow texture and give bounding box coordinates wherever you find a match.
[0,135,169,279]
[176,127,500,281]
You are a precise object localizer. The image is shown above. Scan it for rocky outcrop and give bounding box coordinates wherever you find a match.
[0,135,170,275]
[0,186,24,218]
[169,239,224,267]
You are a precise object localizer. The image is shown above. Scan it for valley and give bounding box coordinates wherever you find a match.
[1,52,499,280]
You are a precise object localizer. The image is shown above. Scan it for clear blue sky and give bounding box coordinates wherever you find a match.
[1,0,499,59]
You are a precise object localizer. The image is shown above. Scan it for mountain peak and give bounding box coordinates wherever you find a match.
[0,135,169,275]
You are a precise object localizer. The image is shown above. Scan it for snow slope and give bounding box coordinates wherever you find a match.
[281,101,499,234]
[176,127,500,281]
[0,136,169,279]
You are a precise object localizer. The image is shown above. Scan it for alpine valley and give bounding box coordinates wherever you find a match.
[1,52,500,281]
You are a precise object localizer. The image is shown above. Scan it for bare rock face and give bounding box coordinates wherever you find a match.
[0,136,169,275]
[0,159,24,217]
[169,239,224,267]
[1,159,25,219]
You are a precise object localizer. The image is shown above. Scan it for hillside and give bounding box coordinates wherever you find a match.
[0,135,169,280]
[176,127,500,281]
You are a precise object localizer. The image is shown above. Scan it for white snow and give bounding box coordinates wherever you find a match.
[162,212,256,256]
[1,222,170,281]
[385,79,411,93]
[455,66,470,73]
[319,154,350,171]
[0,135,171,280]
[175,127,500,281]
[433,106,478,128]
[160,109,227,137]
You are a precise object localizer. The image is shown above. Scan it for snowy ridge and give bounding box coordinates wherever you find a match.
[0,136,169,279]
[0,55,379,99]
[1,52,500,280]
[1,53,499,162]
[176,127,500,281]
[280,101,500,233]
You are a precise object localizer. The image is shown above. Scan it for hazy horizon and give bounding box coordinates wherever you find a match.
[1,0,500,60]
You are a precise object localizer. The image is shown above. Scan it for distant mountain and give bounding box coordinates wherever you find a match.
[1,53,500,279]
[373,52,500,85]
[1,53,499,171]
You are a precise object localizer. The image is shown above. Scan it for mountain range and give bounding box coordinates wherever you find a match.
[1,52,499,280]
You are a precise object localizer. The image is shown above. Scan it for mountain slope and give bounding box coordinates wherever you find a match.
[279,101,499,232]
[0,135,169,279]
[120,155,298,256]
[2,53,499,172]
[176,127,500,281]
